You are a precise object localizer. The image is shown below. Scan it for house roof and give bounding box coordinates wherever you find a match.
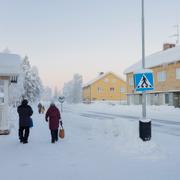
[0,53,22,76]
[83,71,125,88]
[124,45,180,74]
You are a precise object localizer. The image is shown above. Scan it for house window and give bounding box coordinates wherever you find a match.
[0,80,4,103]
[112,79,116,83]
[0,80,4,94]
[176,68,180,79]
[129,77,134,86]
[97,87,103,93]
[157,71,166,82]
[120,87,125,93]
[110,87,115,92]
[104,78,109,83]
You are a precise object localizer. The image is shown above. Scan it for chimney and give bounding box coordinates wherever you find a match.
[163,43,175,50]
[99,72,104,76]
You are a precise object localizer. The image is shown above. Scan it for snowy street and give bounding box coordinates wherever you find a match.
[1,1,180,180]
[0,102,180,180]
[64,103,180,136]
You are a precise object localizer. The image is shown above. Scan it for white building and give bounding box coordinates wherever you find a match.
[0,53,21,134]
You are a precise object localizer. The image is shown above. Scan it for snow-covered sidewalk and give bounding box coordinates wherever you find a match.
[0,103,180,180]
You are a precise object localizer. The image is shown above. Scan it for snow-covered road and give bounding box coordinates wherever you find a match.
[0,102,180,180]
[63,103,180,137]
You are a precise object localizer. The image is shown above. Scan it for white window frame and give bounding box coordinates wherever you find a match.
[120,87,125,93]
[157,71,166,82]
[176,68,180,79]
[97,87,103,93]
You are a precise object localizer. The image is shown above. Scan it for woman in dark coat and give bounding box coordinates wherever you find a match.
[45,102,62,143]
[17,99,33,144]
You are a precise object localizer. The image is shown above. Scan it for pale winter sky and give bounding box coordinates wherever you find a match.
[0,0,180,89]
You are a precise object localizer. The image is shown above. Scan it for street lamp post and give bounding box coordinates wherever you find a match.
[139,0,151,141]
[141,0,146,118]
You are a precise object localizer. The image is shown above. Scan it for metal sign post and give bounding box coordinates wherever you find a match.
[58,96,65,112]
[135,0,153,141]
[134,70,154,141]
[141,0,146,122]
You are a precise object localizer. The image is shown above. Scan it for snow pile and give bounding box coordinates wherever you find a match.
[92,116,166,160]
[115,118,166,160]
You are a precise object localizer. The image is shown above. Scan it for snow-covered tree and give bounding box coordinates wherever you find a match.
[72,74,83,103]
[21,56,43,102]
[30,66,43,101]
[63,73,83,103]
[63,81,73,103]
[54,86,59,99]
[8,55,44,105]
[41,86,53,101]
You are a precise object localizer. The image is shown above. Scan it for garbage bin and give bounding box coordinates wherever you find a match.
[139,120,151,141]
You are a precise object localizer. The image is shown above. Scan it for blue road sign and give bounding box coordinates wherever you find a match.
[134,72,154,92]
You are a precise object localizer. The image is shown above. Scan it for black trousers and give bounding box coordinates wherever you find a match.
[19,127,30,142]
[51,129,58,143]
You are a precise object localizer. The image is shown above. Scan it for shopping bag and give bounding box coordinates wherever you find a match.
[59,127,65,139]
[29,118,33,128]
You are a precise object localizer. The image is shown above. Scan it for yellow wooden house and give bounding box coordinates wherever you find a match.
[124,43,180,107]
[83,72,127,102]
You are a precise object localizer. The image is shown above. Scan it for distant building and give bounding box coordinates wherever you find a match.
[83,72,127,102]
[124,43,180,107]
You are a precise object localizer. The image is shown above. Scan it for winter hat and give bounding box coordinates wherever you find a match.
[50,99,55,106]
[22,99,28,105]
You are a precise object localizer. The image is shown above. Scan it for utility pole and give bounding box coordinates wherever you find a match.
[141,0,146,120]
[138,0,152,141]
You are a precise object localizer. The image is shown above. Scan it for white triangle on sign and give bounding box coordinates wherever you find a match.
[137,74,152,89]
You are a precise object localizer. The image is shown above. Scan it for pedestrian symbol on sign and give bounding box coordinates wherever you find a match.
[134,71,154,92]
[137,74,152,88]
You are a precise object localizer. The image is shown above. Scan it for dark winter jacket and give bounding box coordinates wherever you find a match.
[17,100,33,127]
[45,105,61,130]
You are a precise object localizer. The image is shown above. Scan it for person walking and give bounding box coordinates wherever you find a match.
[17,99,33,144]
[45,102,62,143]
[38,102,42,114]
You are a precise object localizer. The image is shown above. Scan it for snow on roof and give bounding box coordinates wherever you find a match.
[0,53,22,76]
[124,45,180,74]
[83,71,125,88]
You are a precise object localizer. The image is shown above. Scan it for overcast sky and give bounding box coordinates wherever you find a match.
[0,0,180,89]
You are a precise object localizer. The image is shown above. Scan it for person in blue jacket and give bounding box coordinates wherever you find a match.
[17,99,33,144]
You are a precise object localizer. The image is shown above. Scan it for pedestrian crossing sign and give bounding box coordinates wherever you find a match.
[134,72,154,92]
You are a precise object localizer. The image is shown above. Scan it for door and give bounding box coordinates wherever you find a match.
[173,93,180,108]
